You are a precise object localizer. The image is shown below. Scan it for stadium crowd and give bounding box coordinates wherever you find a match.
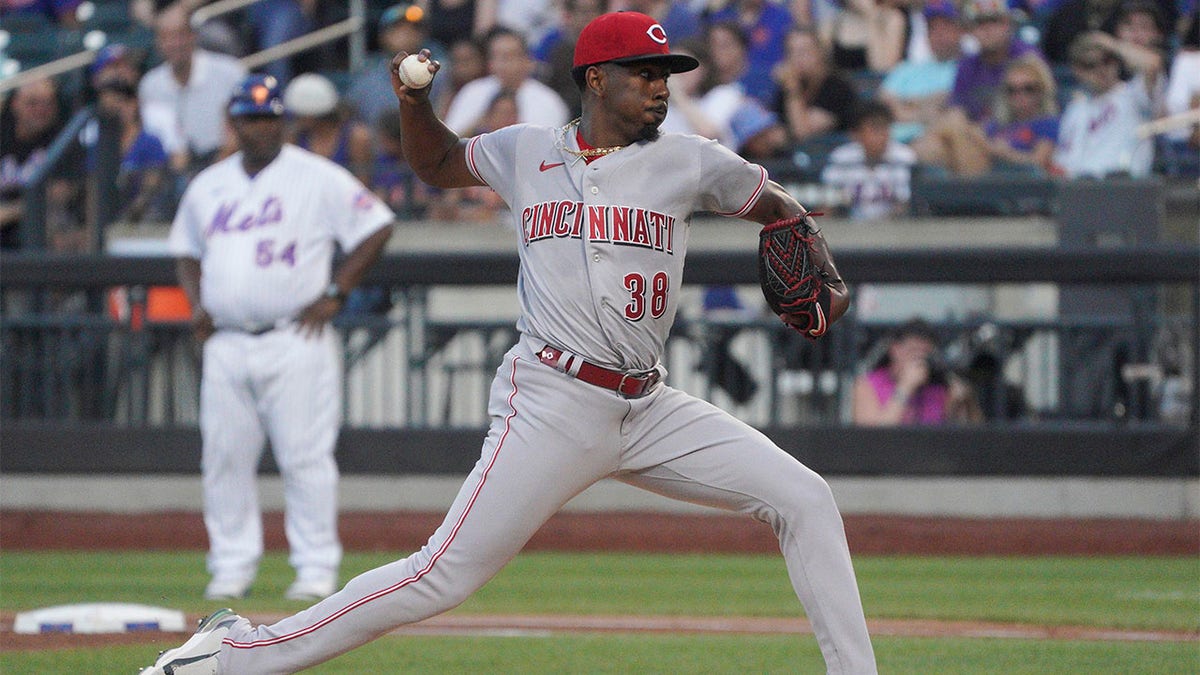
[1,0,1198,252]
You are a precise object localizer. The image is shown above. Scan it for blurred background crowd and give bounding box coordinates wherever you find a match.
[1,0,1198,253]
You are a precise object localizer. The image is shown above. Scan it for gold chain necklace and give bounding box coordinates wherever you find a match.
[561,118,626,159]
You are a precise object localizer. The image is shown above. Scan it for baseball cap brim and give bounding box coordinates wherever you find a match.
[602,53,700,74]
[229,101,285,117]
[614,53,700,73]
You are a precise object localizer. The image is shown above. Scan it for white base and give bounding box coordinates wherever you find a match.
[13,602,186,634]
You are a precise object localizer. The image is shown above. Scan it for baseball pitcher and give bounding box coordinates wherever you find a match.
[146,13,875,675]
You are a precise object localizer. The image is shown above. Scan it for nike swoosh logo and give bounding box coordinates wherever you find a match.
[539,160,565,172]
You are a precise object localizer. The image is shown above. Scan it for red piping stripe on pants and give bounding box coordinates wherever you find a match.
[223,353,525,650]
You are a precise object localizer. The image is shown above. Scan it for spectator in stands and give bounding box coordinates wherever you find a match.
[287,71,390,318]
[661,40,732,142]
[443,27,569,134]
[821,100,917,219]
[421,0,495,44]
[91,74,171,224]
[699,22,755,148]
[348,3,444,127]
[821,0,907,74]
[730,98,792,159]
[0,77,84,251]
[244,0,313,85]
[1162,10,1200,157]
[534,0,606,120]
[132,0,244,58]
[428,89,513,222]
[1,0,83,28]
[495,0,556,45]
[770,26,860,143]
[915,54,1060,175]
[532,0,603,65]
[138,4,247,177]
[284,73,374,186]
[1054,33,1154,177]
[979,55,1061,172]
[704,20,749,91]
[88,44,145,97]
[878,0,963,144]
[703,0,794,105]
[433,37,488,118]
[1040,0,1175,65]
[621,0,704,43]
[371,109,430,218]
[893,0,936,65]
[946,0,1043,124]
[1090,0,1170,115]
[852,318,984,425]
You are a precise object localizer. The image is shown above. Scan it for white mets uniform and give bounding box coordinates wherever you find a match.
[169,145,394,591]
[217,127,876,674]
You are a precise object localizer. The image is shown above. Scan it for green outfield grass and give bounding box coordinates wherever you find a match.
[1,551,1196,673]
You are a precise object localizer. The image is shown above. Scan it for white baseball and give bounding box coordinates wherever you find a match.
[397,54,433,89]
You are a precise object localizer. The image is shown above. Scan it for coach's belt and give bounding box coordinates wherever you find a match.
[219,319,292,336]
[537,345,661,399]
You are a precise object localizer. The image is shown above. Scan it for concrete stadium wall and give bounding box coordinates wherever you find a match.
[3,475,1197,520]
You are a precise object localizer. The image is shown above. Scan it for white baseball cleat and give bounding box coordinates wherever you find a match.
[203,577,252,601]
[284,577,336,601]
[140,608,241,674]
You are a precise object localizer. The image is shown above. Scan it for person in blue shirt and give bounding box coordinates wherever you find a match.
[878,0,964,143]
[916,54,1060,175]
[90,74,170,223]
[704,0,794,105]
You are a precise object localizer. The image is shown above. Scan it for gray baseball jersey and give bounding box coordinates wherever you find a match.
[466,123,767,370]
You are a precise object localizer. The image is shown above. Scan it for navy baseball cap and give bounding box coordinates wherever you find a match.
[379,3,425,30]
[923,0,959,21]
[228,74,286,117]
[90,43,131,77]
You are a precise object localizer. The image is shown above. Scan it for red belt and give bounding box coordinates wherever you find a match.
[537,345,661,398]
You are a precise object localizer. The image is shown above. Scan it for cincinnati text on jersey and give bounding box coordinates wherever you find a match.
[520,201,675,254]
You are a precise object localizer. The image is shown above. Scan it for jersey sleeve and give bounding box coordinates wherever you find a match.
[463,123,527,206]
[167,179,205,259]
[694,138,768,218]
[323,162,396,252]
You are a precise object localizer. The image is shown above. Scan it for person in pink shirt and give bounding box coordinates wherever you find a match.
[852,318,983,425]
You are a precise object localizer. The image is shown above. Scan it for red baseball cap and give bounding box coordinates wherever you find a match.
[573,11,699,73]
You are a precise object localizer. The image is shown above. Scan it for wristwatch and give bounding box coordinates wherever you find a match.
[323,282,347,303]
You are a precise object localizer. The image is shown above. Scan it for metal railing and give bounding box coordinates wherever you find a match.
[3,247,1196,430]
[0,0,368,94]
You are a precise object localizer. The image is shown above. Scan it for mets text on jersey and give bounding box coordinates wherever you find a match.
[520,201,675,254]
[204,197,283,238]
